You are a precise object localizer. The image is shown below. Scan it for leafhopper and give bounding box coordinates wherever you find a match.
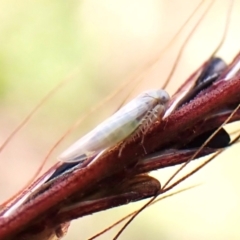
[59,89,170,163]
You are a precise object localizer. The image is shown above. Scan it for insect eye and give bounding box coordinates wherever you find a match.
[158,90,170,104]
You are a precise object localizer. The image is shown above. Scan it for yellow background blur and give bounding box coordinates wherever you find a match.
[0,0,240,239]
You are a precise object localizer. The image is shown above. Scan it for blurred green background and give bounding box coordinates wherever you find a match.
[0,0,240,239]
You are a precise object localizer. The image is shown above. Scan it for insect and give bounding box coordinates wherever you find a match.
[59,89,170,163]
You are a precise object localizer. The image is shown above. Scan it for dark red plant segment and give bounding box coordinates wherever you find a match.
[52,175,160,225]
[0,53,240,239]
